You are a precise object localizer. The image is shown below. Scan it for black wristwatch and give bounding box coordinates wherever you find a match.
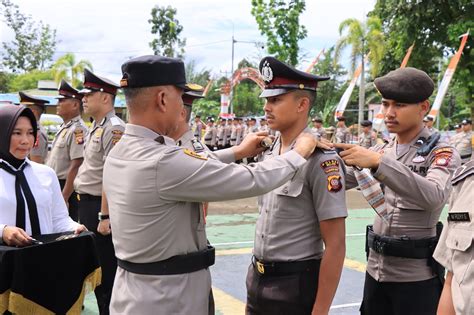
[98,212,110,221]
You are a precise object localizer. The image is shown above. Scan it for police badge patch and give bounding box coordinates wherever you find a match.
[74,129,84,145]
[327,175,342,192]
[111,130,123,145]
[260,60,273,82]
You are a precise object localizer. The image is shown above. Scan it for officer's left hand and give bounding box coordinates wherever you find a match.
[74,224,87,235]
[333,143,382,169]
[97,219,111,236]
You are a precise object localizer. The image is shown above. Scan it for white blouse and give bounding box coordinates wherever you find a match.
[0,159,79,239]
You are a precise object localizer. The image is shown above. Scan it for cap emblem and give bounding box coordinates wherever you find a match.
[260,60,273,82]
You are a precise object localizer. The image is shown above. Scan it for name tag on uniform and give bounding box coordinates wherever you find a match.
[448,212,470,222]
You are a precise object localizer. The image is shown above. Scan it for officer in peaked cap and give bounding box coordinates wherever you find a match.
[47,80,87,221]
[102,54,319,315]
[334,115,350,143]
[359,119,377,148]
[245,56,348,314]
[311,116,326,139]
[423,115,438,133]
[74,69,125,315]
[18,91,49,164]
[334,67,460,314]
[455,118,472,164]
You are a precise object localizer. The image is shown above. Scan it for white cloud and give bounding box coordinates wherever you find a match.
[1,0,374,82]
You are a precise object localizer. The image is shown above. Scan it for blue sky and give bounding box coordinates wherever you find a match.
[0,0,375,82]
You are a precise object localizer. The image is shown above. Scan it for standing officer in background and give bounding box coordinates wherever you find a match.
[359,120,377,149]
[423,116,438,133]
[334,67,461,315]
[334,116,350,143]
[311,117,327,139]
[454,119,472,164]
[104,55,320,315]
[246,56,347,315]
[434,159,474,315]
[74,69,125,315]
[47,80,87,221]
[203,117,218,150]
[18,92,49,164]
[193,114,206,139]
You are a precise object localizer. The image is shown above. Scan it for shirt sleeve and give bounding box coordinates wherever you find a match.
[372,145,461,210]
[311,153,348,221]
[49,169,80,232]
[158,148,307,202]
[102,125,125,158]
[31,130,48,158]
[69,125,87,160]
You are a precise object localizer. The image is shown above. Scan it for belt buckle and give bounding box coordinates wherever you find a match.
[256,261,265,274]
[374,239,385,254]
[77,194,81,201]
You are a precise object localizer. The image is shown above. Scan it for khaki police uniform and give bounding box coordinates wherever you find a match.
[230,123,239,146]
[247,131,347,314]
[47,115,87,220]
[31,124,49,161]
[311,126,326,139]
[433,160,474,315]
[335,126,350,143]
[359,131,377,149]
[216,123,226,149]
[453,131,472,164]
[104,124,307,315]
[203,124,217,149]
[193,121,204,139]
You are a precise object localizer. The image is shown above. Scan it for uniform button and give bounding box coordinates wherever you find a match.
[261,234,264,238]
[455,241,458,246]
[282,187,289,194]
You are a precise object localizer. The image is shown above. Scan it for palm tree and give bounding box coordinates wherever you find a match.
[334,17,385,133]
[53,53,93,88]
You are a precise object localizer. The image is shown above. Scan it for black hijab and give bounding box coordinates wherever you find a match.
[0,104,37,168]
[0,104,41,236]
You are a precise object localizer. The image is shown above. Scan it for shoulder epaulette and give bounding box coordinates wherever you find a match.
[110,116,122,126]
[452,160,474,185]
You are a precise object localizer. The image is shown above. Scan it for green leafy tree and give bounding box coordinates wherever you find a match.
[251,0,307,66]
[185,60,211,87]
[148,5,186,58]
[52,53,93,88]
[370,0,473,125]
[7,69,54,91]
[0,0,57,72]
[334,16,385,129]
[0,71,15,93]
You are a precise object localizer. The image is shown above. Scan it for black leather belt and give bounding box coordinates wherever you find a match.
[77,194,101,202]
[366,225,439,259]
[461,154,472,159]
[252,256,320,276]
[117,246,215,275]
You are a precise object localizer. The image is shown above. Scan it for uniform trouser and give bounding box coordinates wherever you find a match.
[360,272,442,315]
[58,179,79,221]
[77,195,117,315]
[245,262,320,315]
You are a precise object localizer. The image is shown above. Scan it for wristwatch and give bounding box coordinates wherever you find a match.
[98,212,110,221]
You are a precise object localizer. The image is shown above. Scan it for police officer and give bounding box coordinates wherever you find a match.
[74,69,125,315]
[423,115,438,133]
[311,116,327,139]
[454,118,472,164]
[193,114,206,139]
[334,115,350,143]
[103,55,320,315]
[18,92,49,164]
[47,80,87,221]
[433,159,474,315]
[334,67,461,315]
[203,118,218,150]
[359,120,377,149]
[246,56,347,315]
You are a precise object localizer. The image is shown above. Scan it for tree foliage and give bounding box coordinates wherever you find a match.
[148,5,186,58]
[370,0,473,123]
[251,0,307,66]
[185,60,211,87]
[0,0,57,72]
[7,69,54,91]
[52,53,93,88]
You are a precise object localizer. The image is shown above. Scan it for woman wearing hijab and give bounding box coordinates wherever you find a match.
[0,104,86,247]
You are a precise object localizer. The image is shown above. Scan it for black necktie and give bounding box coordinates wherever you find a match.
[0,161,41,235]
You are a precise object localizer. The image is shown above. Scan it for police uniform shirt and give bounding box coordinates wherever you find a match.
[454,131,473,163]
[311,127,326,139]
[74,110,125,195]
[30,124,48,161]
[254,128,348,261]
[359,131,377,149]
[433,160,474,314]
[335,126,349,143]
[203,125,217,147]
[217,124,226,146]
[193,121,204,138]
[47,116,88,179]
[345,127,461,282]
[224,123,231,145]
[0,159,80,237]
[176,129,235,164]
[230,124,238,146]
[103,124,307,314]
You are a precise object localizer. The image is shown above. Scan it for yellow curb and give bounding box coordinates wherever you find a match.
[216,248,252,256]
[212,286,246,315]
[344,258,366,273]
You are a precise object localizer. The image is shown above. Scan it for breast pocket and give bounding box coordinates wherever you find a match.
[446,227,473,285]
[89,139,102,152]
[274,179,305,219]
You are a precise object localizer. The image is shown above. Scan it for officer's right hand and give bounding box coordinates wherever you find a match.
[294,132,319,158]
[2,226,33,247]
[233,131,271,160]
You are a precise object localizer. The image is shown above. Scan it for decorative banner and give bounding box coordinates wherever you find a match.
[305,48,325,73]
[428,32,469,121]
[400,43,415,68]
[230,67,265,89]
[202,80,213,97]
[334,53,370,121]
[373,43,416,131]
